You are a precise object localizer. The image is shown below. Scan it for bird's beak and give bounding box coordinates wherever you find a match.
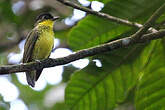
[52,16,60,21]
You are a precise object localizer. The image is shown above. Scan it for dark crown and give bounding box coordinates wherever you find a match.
[36,13,54,21]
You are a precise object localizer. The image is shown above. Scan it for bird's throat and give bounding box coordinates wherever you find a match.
[38,20,54,28]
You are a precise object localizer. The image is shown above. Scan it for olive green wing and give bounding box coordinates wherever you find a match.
[23,28,39,63]
[23,28,39,87]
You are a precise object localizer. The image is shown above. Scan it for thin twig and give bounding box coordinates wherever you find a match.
[56,0,157,32]
[0,29,165,74]
[132,2,165,40]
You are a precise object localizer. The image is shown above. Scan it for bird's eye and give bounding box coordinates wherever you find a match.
[41,16,46,20]
[44,16,48,19]
[43,15,49,19]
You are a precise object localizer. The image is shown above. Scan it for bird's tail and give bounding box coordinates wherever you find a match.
[26,71,36,87]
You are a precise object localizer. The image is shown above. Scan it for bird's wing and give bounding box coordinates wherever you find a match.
[23,28,39,87]
[23,28,39,63]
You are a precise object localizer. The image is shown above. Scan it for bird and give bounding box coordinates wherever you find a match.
[23,13,59,87]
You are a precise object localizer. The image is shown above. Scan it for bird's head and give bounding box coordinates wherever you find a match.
[35,13,59,26]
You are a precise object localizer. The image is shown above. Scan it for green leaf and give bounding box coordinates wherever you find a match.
[51,102,69,110]
[68,0,164,51]
[54,30,70,40]
[135,40,165,110]
[65,39,159,110]
[69,16,130,50]
[62,65,79,82]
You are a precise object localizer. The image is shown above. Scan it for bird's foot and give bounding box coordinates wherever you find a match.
[35,60,41,63]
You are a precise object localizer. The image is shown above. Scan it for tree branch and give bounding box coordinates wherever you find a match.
[56,0,157,32]
[0,0,164,75]
[0,29,165,74]
[132,2,165,39]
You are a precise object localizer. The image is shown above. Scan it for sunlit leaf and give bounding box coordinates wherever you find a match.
[68,0,164,50]
[135,40,165,110]
[65,39,160,110]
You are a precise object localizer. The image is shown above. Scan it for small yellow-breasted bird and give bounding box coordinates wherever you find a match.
[23,13,59,87]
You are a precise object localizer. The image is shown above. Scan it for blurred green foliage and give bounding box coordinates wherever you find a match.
[0,95,9,110]
[0,0,165,110]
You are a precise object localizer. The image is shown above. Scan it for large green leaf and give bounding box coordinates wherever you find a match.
[68,0,164,51]
[135,40,165,110]
[69,16,130,50]
[52,102,69,110]
[65,39,159,110]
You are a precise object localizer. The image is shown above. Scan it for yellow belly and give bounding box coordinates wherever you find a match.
[32,30,54,60]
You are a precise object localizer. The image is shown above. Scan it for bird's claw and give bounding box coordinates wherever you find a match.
[35,60,41,63]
